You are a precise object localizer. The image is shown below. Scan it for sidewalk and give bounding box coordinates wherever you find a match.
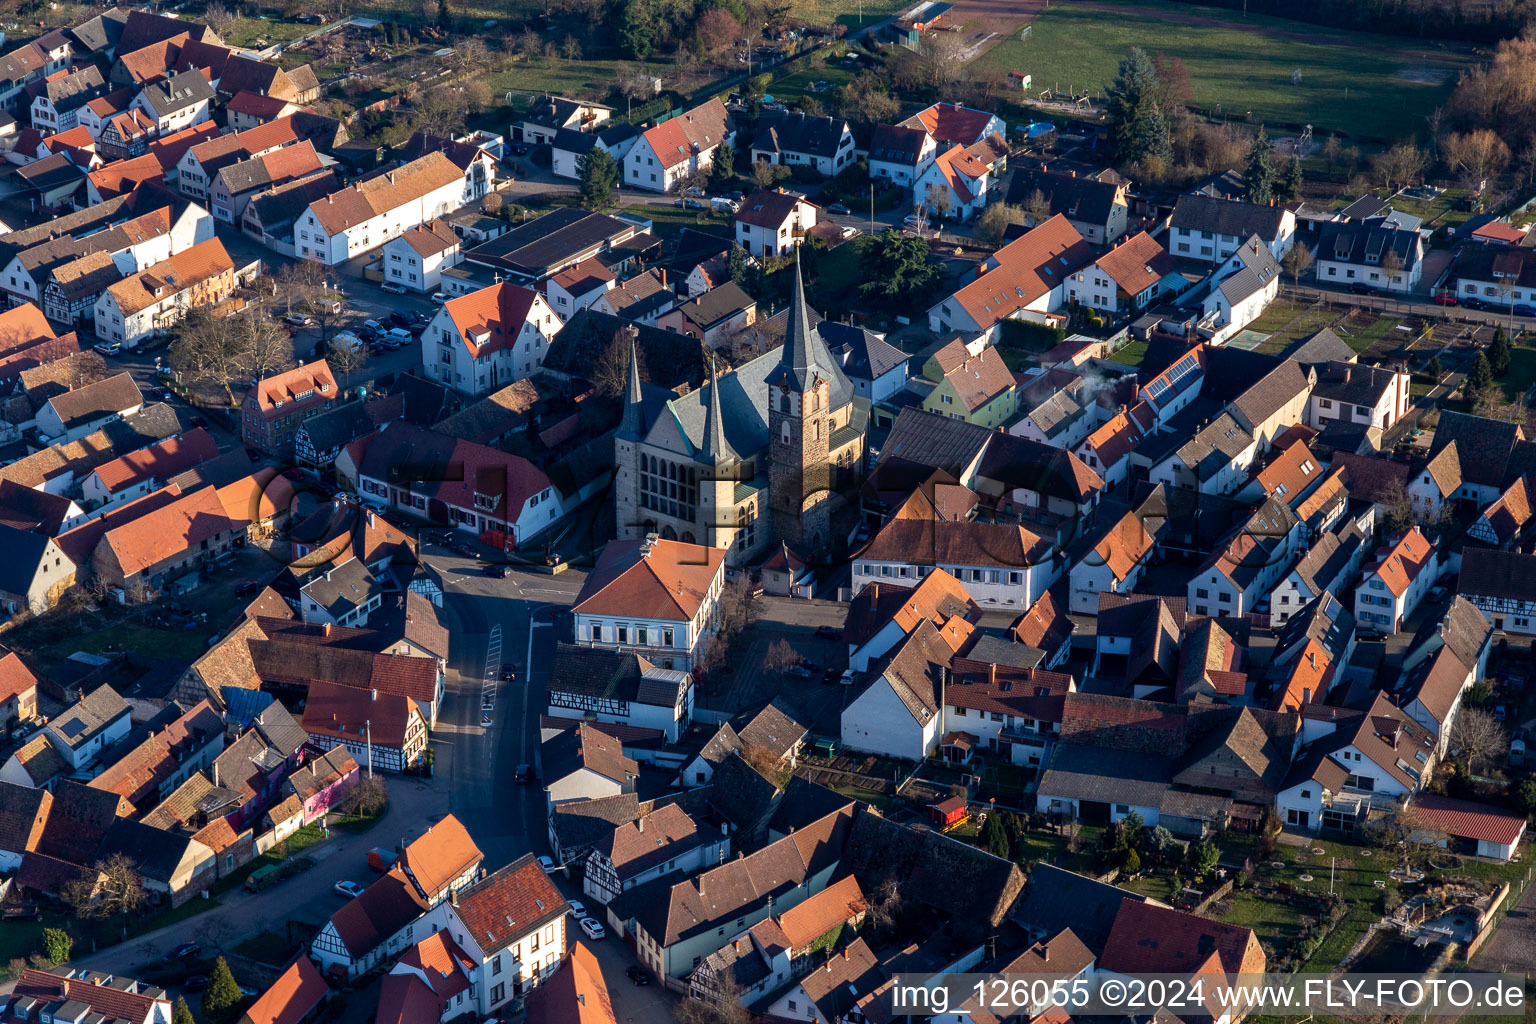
[2,773,450,992]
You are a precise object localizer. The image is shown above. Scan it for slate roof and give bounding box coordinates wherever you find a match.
[1460,546,1536,603]
[1172,193,1289,240]
[753,110,848,159]
[1285,327,1358,367]
[1318,217,1421,271]
[1013,861,1141,954]
[1430,410,1526,487]
[1007,166,1124,226]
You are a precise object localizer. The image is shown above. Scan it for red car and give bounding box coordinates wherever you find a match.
[1431,293,1459,306]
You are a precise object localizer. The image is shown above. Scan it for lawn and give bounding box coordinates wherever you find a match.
[217,14,313,49]
[230,930,298,966]
[1500,340,1536,403]
[767,67,856,106]
[831,784,897,811]
[487,57,648,107]
[1109,339,1149,367]
[1339,315,1405,354]
[972,0,1474,143]
[807,234,875,313]
[1248,298,1339,349]
[623,204,735,240]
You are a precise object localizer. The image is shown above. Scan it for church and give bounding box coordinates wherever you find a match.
[613,251,868,564]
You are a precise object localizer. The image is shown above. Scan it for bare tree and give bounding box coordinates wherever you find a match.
[326,337,367,390]
[202,0,239,37]
[697,576,757,673]
[1368,806,1445,871]
[455,36,490,78]
[235,308,295,383]
[974,202,1026,246]
[615,64,654,117]
[866,875,903,930]
[414,85,468,139]
[560,34,582,59]
[763,637,800,674]
[1442,129,1511,195]
[342,774,389,815]
[593,327,644,398]
[1283,243,1315,287]
[924,183,952,222]
[62,854,145,925]
[695,7,742,63]
[1449,706,1506,774]
[916,30,966,87]
[169,308,244,399]
[277,261,348,344]
[674,975,752,1024]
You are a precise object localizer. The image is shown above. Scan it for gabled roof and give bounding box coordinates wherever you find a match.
[639,98,730,169]
[1427,410,1524,488]
[1411,793,1527,846]
[44,371,141,430]
[1172,193,1290,240]
[899,102,998,147]
[1100,899,1263,979]
[453,852,568,955]
[307,152,462,235]
[1095,231,1175,296]
[1007,165,1124,225]
[573,536,724,622]
[753,109,849,159]
[1460,545,1536,604]
[1364,526,1435,597]
[938,215,1093,330]
[526,942,616,1024]
[247,359,337,416]
[244,956,328,1024]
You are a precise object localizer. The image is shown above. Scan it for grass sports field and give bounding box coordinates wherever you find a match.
[973,0,1474,143]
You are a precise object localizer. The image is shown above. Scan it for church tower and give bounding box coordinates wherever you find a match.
[614,326,644,541]
[766,249,834,552]
[696,357,741,551]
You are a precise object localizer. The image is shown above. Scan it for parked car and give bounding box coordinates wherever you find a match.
[163,943,200,963]
[786,664,813,679]
[334,880,365,898]
[381,281,407,295]
[1431,292,1459,306]
[364,319,385,332]
[826,203,850,215]
[814,625,842,640]
[234,580,261,596]
[567,899,588,919]
[677,197,705,210]
[388,311,414,328]
[1348,281,1375,295]
[538,855,558,873]
[625,965,651,986]
[284,313,315,327]
[1515,303,1536,318]
[485,564,508,578]
[93,341,120,356]
[1494,704,1508,721]
[184,976,210,993]
[431,291,449,303]
[514,764,533,784]
[387,328,413,344]
[820,668,840,685]
[579,917,606,940]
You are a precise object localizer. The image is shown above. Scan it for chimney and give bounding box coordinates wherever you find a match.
[577,993,586,1007]
[211,761,218,786]
[1042,944,1050,961]
[323,623,332,636]
[371,688,378,701]
[451,887,458,906]
[638,816,644,833]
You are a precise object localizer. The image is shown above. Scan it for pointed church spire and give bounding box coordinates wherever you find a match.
[617,326,644,442]
[700,355,738,467]
[767,245,833,393]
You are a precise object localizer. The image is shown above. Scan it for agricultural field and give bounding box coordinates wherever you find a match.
[973,0,1474,143]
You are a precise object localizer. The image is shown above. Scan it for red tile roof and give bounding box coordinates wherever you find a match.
[1101,899,1265,979]
[442,281,541,358]
[574,537,725,622]
[91,427,218,493]
[944,215,1092,330]
[302,678,420,749]
[0,651,38,703]
[453,853,568,955]
[1095,231,1175,296]
[247,359,337,418]
[1367,526,1435,597]
[776,874,866,949]
[9,968,166,1023]
[97,484,234,579]
[398,813,482,901]
[244,956,328,1024]
[526,942,616,1024]
[1411,793,1527,847]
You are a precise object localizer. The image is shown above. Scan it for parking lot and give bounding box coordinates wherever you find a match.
[705,624,852,735]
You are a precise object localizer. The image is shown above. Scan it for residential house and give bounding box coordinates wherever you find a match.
[303,681,426,774]
[1066,231,1178,315]
[866,123,936,189]
[914,141,997,222]
[440,854,569,1011]
[381,219,460,293]
[543,258,615,318]
[1268,524,1370,627]
[518,95,612,143]
[241,171,340,256]
[1168,193,1297,263]
[543,722,639,806]
[36,372,143,443]
[294,152,464,265]
[129,70,215,134]
[1276,694,1436,832]
[853,518,1056,610]
[241,360,339,457]
[756,938,883,1023]
[421,280,559,395]
[1466,476,1534,549]
[340,421,564,546]
[524,944,615,1024]
[0,652,39,731]
[283,745,360,824]
[549,121,640,181]
[547,645,694,744]
[93,236,235,348]
[1455,245,1536,308]
[396,131,497,205]
[224,89,303,131]
[310,814,483,977]
[823,322,907,403]
[241,957,329,1024]
[90,484,239,592]
[30,66,107,134]
[208,140,325,224]
[583,803,728,905]
[1195,235,1283,344]
[1315,218,1425,293]
[1306,361,1412,438]
[622,99,733,194]
[734,189,818,259]
[43,249,123,328]
[1458,546,1536,634]
[296,557,385,627]
[841,619,959,759]
[1075,402,1155,488]
[42,683,130,771]
[1007,166,1130,243]
[86,699,223,813]
[1148,413,1258,497]
[750,110,856,175]
[1186,498,1305,617]
[609,804,853,984]
[927,215,1094,339]
[842,567,980,673]
[5,968,171,1024]
[0,526,75,616]
[1355,526,1437,634]
[920,339,1016,427]
[1099,900,1265,1013]
[656,281,756,344]
[1069,508,1154,614]
[898,102,1006,149]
